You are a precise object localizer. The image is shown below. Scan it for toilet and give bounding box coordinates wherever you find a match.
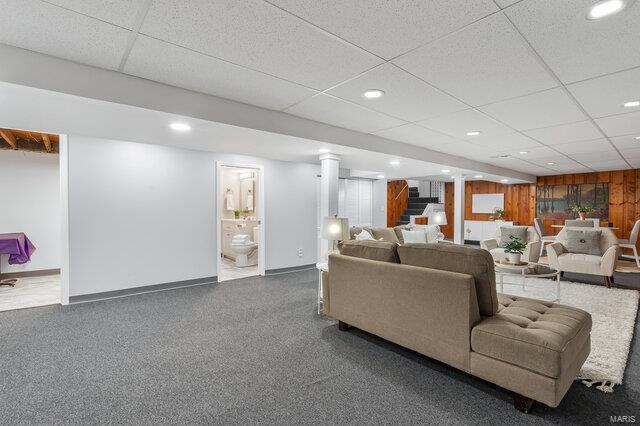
[230,232,258,267]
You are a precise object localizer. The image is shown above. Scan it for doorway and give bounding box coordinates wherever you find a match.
[216,162,265,282]
[0,128,67,311]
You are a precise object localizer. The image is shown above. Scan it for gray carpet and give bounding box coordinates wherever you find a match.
[1,269,638,424]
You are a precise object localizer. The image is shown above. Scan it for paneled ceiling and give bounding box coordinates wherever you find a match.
[1,0,639,175]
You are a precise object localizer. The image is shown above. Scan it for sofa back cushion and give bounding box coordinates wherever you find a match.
[338,240,400,263]
[565,229,602,255]
[397,243,498,316]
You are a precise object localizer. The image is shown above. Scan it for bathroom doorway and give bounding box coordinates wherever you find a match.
[216,162,265,282]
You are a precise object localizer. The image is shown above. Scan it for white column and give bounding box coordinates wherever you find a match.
[453,174,465,245]
[319,153,340,261]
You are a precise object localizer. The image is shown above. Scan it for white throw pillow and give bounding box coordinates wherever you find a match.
[355,229,375,240]
[402,229,427,244]
[425,225,440,243]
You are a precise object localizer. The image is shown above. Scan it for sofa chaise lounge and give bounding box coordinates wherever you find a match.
[322,241,591,413]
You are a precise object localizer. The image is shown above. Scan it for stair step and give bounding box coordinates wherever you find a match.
[409,197,437,203]
[407,202,428,209]
[404,208,424,215]
[397,221,410,226]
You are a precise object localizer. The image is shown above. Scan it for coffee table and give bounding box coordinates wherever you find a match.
[494,261,560,302]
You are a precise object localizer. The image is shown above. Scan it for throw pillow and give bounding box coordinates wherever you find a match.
[401,229,427,244]
[565,229,602,256]
[369,227,400,243]
[355,229,375,241]
[499,226,528,248]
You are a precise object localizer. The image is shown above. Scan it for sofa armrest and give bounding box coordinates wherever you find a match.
[546,242,565,269]
[525,240,542,263]
[480,239,498,251]
[600,245,619,276]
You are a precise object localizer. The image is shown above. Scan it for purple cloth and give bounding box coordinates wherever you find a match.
[0,233,36,264]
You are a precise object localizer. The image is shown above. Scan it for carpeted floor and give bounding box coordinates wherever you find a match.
[1,270,639,424]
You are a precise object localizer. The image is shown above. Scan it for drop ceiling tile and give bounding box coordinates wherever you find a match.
[596,111,640,137]
[393,13,557,106]
[548,164,593,173]
[571,150,623,163]
[124,36,316,111]
[266,0,497,59]
[529,156,582,167]
[0,0,130,69]
[523,120,602,145]
[327,63,467,122]
[620,147,640,160]
[610,135,640,150]
[373,124,460,149]
[44,0,147,29]
[629,159,640,168]
[583,159,631,172]
[140,0,382,90]
[505,0,640,83]
[553,138,615,155]
[471,132,542,151]
[479,88,587,130]
[501,145,559,159]
[495,0,522,7]
[284,94,405,133]
[567,67,640,118]
[417,109,513,140]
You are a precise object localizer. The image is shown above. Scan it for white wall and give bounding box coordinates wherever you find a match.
[67,136,318,296]
[372,179,387,228]
[0,150,60,273]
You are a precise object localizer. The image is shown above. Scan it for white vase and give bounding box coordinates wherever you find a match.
[508,253,521,264]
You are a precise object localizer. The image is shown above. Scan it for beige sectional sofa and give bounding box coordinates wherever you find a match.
[323,241,591,413]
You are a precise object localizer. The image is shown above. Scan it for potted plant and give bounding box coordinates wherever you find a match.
[571,204,595,220]
[492,208,506,221]
[234,209,241,219]
[504,235,527,264]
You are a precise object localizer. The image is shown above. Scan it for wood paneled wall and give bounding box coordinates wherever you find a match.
[387,180,408,227]
[439,170,640,249]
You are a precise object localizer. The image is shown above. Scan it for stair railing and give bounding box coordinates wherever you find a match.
[395,183,408,200]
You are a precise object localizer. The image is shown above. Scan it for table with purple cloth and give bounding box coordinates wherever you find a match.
[0,233,36,284]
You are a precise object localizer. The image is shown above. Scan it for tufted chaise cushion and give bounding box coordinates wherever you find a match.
[471,295,591,378]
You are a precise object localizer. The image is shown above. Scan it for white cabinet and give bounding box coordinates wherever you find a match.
[464,220,513,242]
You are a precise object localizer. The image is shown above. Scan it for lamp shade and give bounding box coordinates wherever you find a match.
[428,211,447,226]
[321,217,350,241]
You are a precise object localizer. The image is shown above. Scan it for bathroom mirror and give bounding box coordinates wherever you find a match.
[240,172,255,212]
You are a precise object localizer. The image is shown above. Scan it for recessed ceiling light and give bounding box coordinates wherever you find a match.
[547,162,556,165]
[318,148,331,153]
[451,176,455,179]
[624,100,640,108]
[441,169,451,173]
[377,174,385,179]
[466,131,481,136]
[474,175,483,178]
[363,89,384,99]
[500,179,509,183]
[635,136,640,140]
[389,160,400,166]
[519,151,528,155]
[169,122,191,132]
[587,0,626,20]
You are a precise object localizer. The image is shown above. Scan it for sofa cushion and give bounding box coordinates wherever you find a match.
[471,295,592,378]
[565,229,602,256]
[397,243,499,316]
[499,226,528,248]
[558,253,603,275]
[338,240,400,263]
[369,227,400,243]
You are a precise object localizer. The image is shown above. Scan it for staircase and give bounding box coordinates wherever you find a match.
[397,187,440,225]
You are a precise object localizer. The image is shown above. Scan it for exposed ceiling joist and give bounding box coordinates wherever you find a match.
[41,133,52,152]
[0,128,17,149]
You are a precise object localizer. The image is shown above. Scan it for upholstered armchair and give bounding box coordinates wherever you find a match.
[480,226,541,263]
[546,227,619,287]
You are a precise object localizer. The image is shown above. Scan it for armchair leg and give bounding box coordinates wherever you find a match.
[513,393,534,413]
[610,275,615,284]
[559,271,564,278]
[604,276,612,288]
[338,321,350,331]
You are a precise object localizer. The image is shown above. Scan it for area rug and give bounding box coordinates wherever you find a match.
[499,276,639,393]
